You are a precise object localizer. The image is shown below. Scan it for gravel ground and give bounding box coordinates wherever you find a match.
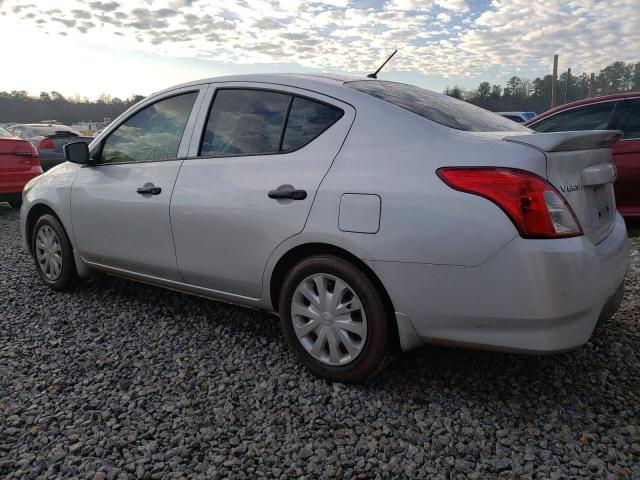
[1,204,639,479]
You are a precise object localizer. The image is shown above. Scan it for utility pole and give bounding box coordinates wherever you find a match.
[551,54,558,108]
[588,73,595,98]
[564,68,571,104]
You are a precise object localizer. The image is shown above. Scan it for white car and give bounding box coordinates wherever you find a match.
[20,74,630,383]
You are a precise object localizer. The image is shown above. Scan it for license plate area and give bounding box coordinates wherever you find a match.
[587,183,616,227]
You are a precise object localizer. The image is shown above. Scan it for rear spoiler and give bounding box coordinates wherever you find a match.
[504,130,622,152]
[46,132,80,138]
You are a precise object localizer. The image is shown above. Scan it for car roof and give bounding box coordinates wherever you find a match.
[525,92,640,125]
[149,73,370,100]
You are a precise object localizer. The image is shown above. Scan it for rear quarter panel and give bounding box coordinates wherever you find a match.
[301,96,547,267]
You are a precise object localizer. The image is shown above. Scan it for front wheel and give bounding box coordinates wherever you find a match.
[279,255,390,383]
[31,214,79,291]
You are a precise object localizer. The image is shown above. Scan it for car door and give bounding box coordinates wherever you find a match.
[70,86,205,281]
[612,97,640,216]
[170,84,355,298]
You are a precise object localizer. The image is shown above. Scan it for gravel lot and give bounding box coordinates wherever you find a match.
[1,204,639,479]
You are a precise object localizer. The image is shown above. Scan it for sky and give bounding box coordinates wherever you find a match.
[0,0,638,99]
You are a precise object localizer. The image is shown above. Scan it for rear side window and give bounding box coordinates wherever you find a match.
[531,101,617,133]
[0,126,14,138]
[200,89,290,156]
[502,115,525,123]
[101,92,197,164]
[618,98,640,139]
[200,89,344,157]
[347,80,527,132]
[281,97,342,151]
[10,126,24,138]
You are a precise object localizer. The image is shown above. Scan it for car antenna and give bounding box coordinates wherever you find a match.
[367,50,397,79]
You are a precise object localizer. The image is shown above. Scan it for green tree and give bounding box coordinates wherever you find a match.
[631,62,640,90]
[444,85,465,99]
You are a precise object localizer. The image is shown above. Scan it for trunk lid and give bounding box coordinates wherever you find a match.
[504,130,622,244]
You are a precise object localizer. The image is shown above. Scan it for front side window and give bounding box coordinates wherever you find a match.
[531,101,617,133]
[618,98,640,140]
[200,89,290,156]
[281,97,342,151]
[101,92,197,164]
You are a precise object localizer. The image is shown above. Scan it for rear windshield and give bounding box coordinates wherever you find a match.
[0,126,15,139]
[347,80,529,132]
[30,125,81,137]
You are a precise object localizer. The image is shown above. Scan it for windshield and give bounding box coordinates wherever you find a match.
[347,80,529,132]
[30,125,81,137]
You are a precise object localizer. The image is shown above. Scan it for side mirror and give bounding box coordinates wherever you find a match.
[64,141,91,165]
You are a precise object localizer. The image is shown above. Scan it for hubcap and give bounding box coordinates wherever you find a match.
[291,273,367,366]
[35,225,62,281]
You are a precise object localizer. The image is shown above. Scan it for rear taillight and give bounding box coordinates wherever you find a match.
[437,167,582,239]
[13,144,39,158]
[38,138,54,149]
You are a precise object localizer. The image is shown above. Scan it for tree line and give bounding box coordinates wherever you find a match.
[2,60,639,124]
[444,61,640,113]
[0,91,145,124]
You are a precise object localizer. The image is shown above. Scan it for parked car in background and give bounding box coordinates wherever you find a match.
[498,111,537,123]
[0,125,42,208]
[526,93,640,219]
[20,74,629,382]
[7,123,92,171]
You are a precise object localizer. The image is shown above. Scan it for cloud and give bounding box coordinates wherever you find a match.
[155,8,177,18]
[52,17,76,28]
[11,2,33,13]
[88,1,119,12]
[457,0,639,74]
[71,9,91,19]
[2,0,638,83]
[434,0,468,12]
[253,18,283,30]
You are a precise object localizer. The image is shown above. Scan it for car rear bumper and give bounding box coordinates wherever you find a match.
[38,151,65,172]
[368,213,630,353]
[0,168,41,196]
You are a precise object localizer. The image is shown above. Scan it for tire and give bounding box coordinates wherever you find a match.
[31,214,79,291]
[279,255,390,383]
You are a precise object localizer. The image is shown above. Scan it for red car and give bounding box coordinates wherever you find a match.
[525,93,640,219]
[0,125,42,209]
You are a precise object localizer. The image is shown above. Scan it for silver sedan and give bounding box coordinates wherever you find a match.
[20,74,630,383]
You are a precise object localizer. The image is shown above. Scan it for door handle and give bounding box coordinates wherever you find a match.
[268,188,307,200]
[136,184,162,195]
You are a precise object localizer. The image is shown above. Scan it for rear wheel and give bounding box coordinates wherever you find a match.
[279,255,389,383]
[31,214,79,291]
